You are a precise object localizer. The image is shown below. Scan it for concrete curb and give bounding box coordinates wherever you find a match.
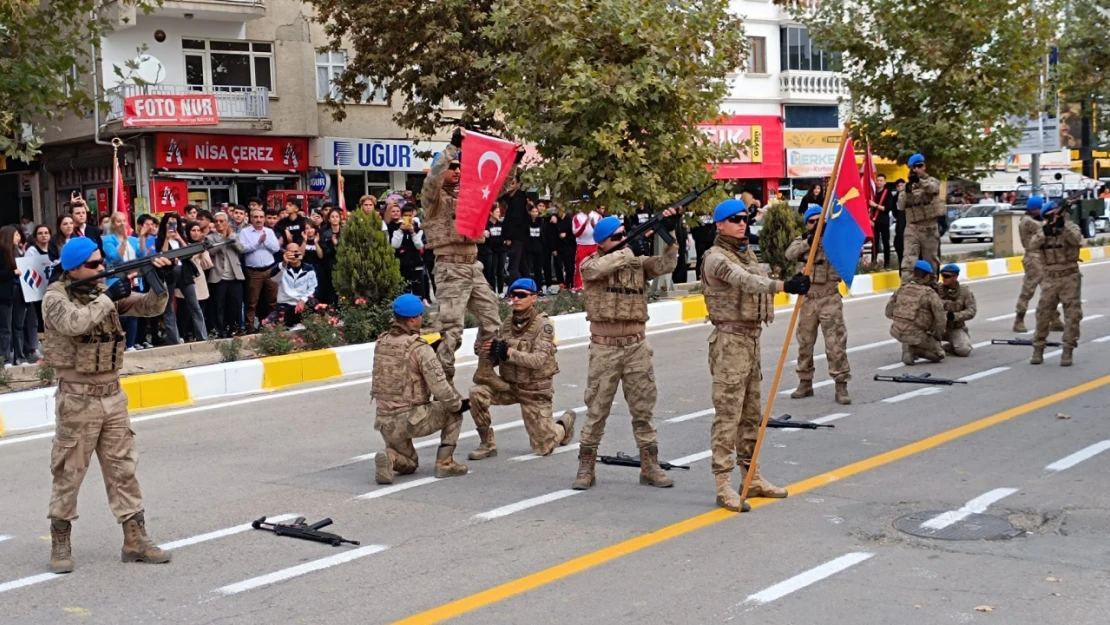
[2,246,1107,437]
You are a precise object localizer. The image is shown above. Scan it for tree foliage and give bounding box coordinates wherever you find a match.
[759,201,803,279]
[791,0,1055,180]
[333,210,402,305]
[1056,0,1110,148]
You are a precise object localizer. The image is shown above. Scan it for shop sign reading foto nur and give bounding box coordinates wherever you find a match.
[124,95,219,127]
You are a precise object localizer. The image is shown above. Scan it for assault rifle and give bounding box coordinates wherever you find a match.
[608,182,719,253]
[65,239,231,297]
[598,451,690,471]
[991,338,1062,347]
[769,414,834,430]
[252,516,361,547]
[873,373,967,386]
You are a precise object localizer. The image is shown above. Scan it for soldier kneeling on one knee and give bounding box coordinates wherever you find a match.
[938,264,976,357]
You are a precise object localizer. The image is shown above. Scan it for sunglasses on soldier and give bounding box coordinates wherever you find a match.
[940,272,956,279]
[608,231,626,242]
[726,214,747,224]
[508,290,533,299]
[448,163,460,171]
[83,259,105,269]
[806,218,819,226]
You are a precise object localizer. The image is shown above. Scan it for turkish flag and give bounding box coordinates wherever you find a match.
[456,131,518,239]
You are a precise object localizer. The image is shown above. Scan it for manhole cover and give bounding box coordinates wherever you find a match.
[894,510,1023,541]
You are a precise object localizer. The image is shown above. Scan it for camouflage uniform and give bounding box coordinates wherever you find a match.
[939,282,977,357]
[701,234,785,511]
[897,173,943,276]
[468,309,575,459]
[785,235,850,402]
[43,279,171,572]
[573,243,678,490]
[1028,217,1083,365]
[422,143,510,389]
[371,323,467,483]
[1014,214,1062,332]
[885,277,947,363]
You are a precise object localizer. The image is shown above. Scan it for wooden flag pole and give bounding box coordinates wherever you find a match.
[739,121,853,505]
[111,137,123,216]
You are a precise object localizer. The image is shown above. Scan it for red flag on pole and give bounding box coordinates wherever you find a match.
[112,141,133,235]
[456,131,518,239]
[337,165,347,215]
[862,141,877,217]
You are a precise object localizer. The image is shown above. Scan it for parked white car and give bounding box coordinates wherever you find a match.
[948,204,1011,243]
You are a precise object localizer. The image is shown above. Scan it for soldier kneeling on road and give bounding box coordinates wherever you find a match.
[886,260,947,365]
[467,278,576,460]
[371,294,469,485]
[938,264,976,357]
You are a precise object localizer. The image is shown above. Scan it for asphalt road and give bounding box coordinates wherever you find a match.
[1,261,1108,625]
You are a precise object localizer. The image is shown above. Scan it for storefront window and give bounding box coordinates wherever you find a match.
[183,39,275,93]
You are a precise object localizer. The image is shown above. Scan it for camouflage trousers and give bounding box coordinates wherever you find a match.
[1015,254,1045,316]
[795,290,850,383]
[943,327,973,357]
[894,329,945,361]
[579,340,659,450]
[432,259,502,380]
[1034,270,1082,350]
[708,330,762,475]
[375,402,462,474]
[470,384,563,456]
[49,388,143,524]
[900,222,940,277]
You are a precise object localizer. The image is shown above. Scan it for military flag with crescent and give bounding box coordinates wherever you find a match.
[821,136,869,288]
[455,131,519,239]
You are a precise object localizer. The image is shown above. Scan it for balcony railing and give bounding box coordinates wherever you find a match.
[106,84,271,123]
[778,71,848,98]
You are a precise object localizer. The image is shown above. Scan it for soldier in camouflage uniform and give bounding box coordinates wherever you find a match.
[886,260,947,365]
[422,128,523,391]
[372,294,469,484]
[897,153,944,276]
[1028,202,1083,366]
[468,278,576,460]
[702,200,810,512]
[1013,197,1063,333]
[786,206,851,405]
[44,238,174,574]
[572,212,679,491]
[938,264,977,357]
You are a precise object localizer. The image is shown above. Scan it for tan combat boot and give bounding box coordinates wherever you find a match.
[1031,347,1044,365]
[50,520,74,574]
[901,344,915,366]
[739,460,787,498]
[468,427,498,460]
[121,513,171,564]
[1060,348,1073,367]
[1012,313,1027,333]
[375,449,395,484]
[715,473,750,512]
[638,445,674,488]
[790,379,814,399]
[572,446,597,490]
[434,445,469,478]
[834,381,851,405]
[557,410,576,446]
[1050,316,1065,332]
[473,359,511,393]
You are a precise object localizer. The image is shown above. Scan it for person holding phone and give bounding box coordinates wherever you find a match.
[67,193,103,252]
[317,208,342,305]
[270,241,317,327]
[103,212,143,350]
[153,213,184,345]
[391,203,426,301]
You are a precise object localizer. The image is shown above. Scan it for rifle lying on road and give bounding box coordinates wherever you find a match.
[991,338,1062,347]
[608,182,719,253]
[65,239,231,297]
[873,373,967,385]
[598,451,690,471]
[252,516,361,547]
[769,414,835,430]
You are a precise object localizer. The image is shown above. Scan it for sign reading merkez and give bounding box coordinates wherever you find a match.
[155,134,310,172]
[124,95,219,127]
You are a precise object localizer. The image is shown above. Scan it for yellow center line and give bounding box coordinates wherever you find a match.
[391,373,1110,625]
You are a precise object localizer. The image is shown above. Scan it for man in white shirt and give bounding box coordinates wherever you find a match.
[271,242,318,327]
[239,208,280,330]
[571,206,604,289]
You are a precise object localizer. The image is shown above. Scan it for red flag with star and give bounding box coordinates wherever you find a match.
[456,131,518,239]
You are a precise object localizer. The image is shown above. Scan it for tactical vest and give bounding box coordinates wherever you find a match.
[1018,216,1041,252]
[583,252,649,323]
[701,243,774,325]
[500,312,559,384]
[423,193,480,251]
[371,331,431,407]
[808,241,840,287]
[890,282,932,331]
[904,176,944,224]
[42,282,125,374]
[1041,232,1080,267]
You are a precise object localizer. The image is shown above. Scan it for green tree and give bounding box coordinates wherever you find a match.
[1056,1,1110,152]
[792,0,1056,180]
[333,210,403,305]
[758,201,803,279]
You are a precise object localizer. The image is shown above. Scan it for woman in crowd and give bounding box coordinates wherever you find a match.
[0,225,29,366]
[480,204,506,294]
[175,221,211,342]
[798,183,825,216]
[98,215,111,236]
[24,224,51,357]
[205,211,245,338]
[48,215,74,262]
[302,221,324,266]
[154,213,185,345]
[317,208,341,305]
[527,204,549,291]
[102,211,143,350]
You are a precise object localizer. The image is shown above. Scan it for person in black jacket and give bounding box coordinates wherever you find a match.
[869,174,896,268]
[480,205,507,294]
[0,225,27,365]
[691,211,716,279]
[892,179,906,265]
[390,203,427,300]
[670,207,690,284]
[623,203,655,257]
[798,183,825,217]
[549,205,576,288]
[317,208,342,305]
[500,177,531,282]
[67,196,103,252]
[526,205,549,290]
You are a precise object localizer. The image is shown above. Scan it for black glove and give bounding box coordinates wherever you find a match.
[514,149,525,165]
[1043,222,1058,237]
[947,311,955,322]
[429,338,443,353]
[458,399,470,414]
[783,273,811,295]
[489,339,510,362]
[450,127,464,148]
[106,279,132,302]
[908,172,920,185]
[805,229,816,246]
[661,213,681,233]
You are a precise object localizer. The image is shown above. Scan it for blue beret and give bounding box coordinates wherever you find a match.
[60,237,100,271]
[908,153,925,167]
[804,206,823,222]
[593,216,623,244]
[392,293,425,318]
[940,263,960,275]
[914,259,934,274]
[1025,196,1044,212]
[713,199,748,223]
[509,278,538,293]
[1042,200,1059,213]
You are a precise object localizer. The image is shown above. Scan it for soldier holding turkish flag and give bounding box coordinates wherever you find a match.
[421,127,524,401]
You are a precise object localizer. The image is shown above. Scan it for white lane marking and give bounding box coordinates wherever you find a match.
[669,450,712,466]
[790,338,898,365]
[0,535,12,544]
[921,488,1019,531]
[777,413,849,434]
[972,340,992,349]
[511,443,581,462]
[1044,349,1063,359]
[1045,441,1110,472]
[1094,335,1110,343]
[986,313,1015,322]
[877,362,907,371]
[958,367,1010,382]
[472,490,581,522]
[1083,314,1104,322]
[354,477,441,501]
[0,573,63,595]
[160,513,300,551]
[882,386,944,404]
[743,552,875,605]
[665,409,715,423]
[214,544,390,596]
[779,380,834,396]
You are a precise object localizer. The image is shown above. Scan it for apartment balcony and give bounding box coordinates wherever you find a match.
[108,0,265,25]
[105,84,273,133]
[778,71,849,103]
